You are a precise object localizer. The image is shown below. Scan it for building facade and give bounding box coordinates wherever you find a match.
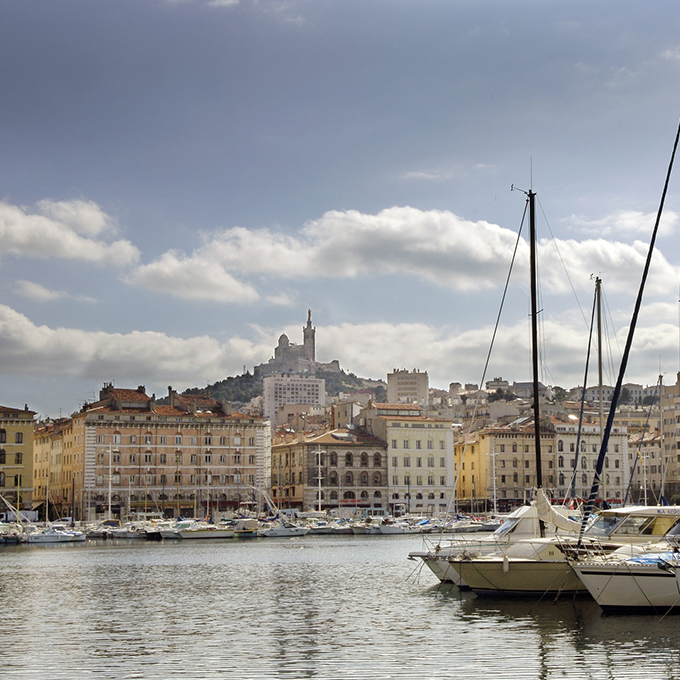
[262,375,326,424]
[32,384,271,521]
[357,403,454,516]
[0,404,36,516]
[387,368,429,406]
[270,427,388,515]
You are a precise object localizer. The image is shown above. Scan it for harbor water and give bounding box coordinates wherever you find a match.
[2,534,680,679]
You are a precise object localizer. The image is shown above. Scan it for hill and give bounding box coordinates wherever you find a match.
[178,370,386,405]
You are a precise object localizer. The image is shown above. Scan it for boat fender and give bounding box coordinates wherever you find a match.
[503,555,509,573]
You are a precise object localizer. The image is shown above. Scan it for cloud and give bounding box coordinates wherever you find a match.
[0,304,268,387]
[127,250,259,302]
[14,280,97,303]
[0,200,139,266]
[128,206,679,301]
[207,0,239,6]
[567,210,679,238]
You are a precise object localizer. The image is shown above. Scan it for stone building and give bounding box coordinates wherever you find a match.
[356,402,455,516]
[0,404,36,516]
[270,426,388,515]
[32,384,271,521]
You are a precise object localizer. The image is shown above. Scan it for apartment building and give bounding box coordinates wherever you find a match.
[0,404,36,515]
[270,426,388,515]
[387,368,429,406]
[356,402,454,516]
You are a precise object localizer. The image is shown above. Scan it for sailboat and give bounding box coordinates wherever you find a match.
[446,128,680,594]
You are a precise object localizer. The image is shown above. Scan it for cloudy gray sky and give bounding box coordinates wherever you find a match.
[2,0,680,417]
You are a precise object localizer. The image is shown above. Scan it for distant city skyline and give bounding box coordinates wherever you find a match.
[1,1,680,417]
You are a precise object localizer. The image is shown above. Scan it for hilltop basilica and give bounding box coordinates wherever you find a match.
[254,310,341,377]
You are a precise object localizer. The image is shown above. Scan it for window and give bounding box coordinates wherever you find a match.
[427,475,434,485]
[373,472,381,485]
[112,452,121,463]
[97,435,104,444]
[205,453,212,464]
[175,436,182,445]
[525,475,530,484]
[524,460,529,468]
[440,457,445,467]
[581,473,588,484]
[145,435,152,445]
[248,437,255,446]
[220,436,227,446]
[160,454,167,464]
[512,458,518,468]
[500,444,505,452]
[160,436,167,445]
[15,452,22,465]
[416,440,421,449]
[130,435,137,444]
[581,457,587,469]
[501,475,506,483]
[360,471,369,486]
[513,473,518,483]
[559,473,565,485]
[130,454,137,464]
[113,434,121,444]
[403,440,409,449]
[416,458,422,467]
[0,430,5,443]
[15,432,23,444]
[427,457,434,468]
[190,454,197,464]
[512,443,517,452]
[439,441,445,450]
[373,453,381,467]
[558,455,564,468]
[330,452,338,466]
[404,456,411,467]
[345,472,353,486]
[392,456,398,467]
[525,445,529,453]
[558,440,564,452]
[360,452,368,467]
[0,451,5,464]
[427,441,433,450]
[345,452,353,466]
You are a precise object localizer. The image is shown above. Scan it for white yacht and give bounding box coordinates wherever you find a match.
[446,505,680,596]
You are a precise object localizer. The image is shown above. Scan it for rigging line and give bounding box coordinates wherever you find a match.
[447,199,528,513]
[578,116,680,546]
[537,196,589,330]
[622,381,658,505]
[567,281,598,504]
[601,286,622,384]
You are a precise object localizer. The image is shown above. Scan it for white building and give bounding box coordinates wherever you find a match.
[387,369,429,406]
[263,375,326,424]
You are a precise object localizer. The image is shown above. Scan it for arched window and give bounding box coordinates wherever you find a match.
[360,471,369,486]
[345,472,353,486]
[374,491,382,498]
[581,474,587,484]
[330,452,337,466]
[360,452,368,467]
[558,455,564,468]
[558,473,565,485]
[330,490,338,500]
[330,471,338,485]
[373,472,381,485]
[558,440,564,452]
[373,453,381,467]
[360,491,368,500]
[345,452,353,467]
[343,491,355,500]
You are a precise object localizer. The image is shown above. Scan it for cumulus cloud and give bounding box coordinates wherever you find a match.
[0,200,139,266]
[128,205,679,301]
[127,250,259,303]
[567,210,679,238]
[0,304,269,387]
[14,280,96,303]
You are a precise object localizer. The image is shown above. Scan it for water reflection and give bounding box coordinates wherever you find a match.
[0,536,679,679]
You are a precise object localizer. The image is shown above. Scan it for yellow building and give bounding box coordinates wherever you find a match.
[0,404,36,517]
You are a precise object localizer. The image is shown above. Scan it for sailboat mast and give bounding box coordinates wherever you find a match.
[597,277,605,502]
[529,190,543,491]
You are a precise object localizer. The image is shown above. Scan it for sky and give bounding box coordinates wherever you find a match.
[2,0,680,418]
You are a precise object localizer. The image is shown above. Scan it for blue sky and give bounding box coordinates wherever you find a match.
[1,0,680,417]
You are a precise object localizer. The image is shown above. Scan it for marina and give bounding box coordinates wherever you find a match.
[1,534,680,679]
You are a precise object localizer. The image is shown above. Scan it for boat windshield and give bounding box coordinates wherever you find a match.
[583,513,624,537]
[493,518,521,537]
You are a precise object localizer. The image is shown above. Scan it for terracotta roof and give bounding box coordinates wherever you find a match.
[110,389,151,402]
